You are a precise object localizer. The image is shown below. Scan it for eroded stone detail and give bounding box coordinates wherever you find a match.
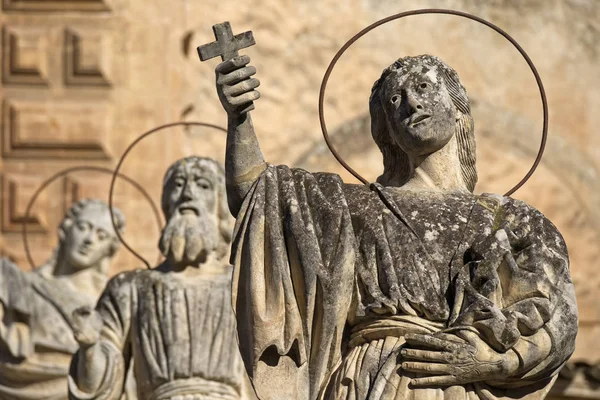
[68,157,248,400]
[212,50,578,399]
[0,199,125,400]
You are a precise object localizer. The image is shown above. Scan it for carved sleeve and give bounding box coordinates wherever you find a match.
[501,199,577,382]
[68,272,134,400]
[231,164,356,400]
[450,197,577,386]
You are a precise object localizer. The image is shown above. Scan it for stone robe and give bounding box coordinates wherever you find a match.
[0,258,98,400]
[231,164,578,400]
[68,268,244,400]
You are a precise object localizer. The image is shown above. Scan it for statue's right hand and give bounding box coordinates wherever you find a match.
[216,55,260,116]
[71,306,102,348]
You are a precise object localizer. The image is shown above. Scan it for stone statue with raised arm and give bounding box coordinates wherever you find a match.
[68,157,246,400]
[0,199,125,400]
[213,50,578,399]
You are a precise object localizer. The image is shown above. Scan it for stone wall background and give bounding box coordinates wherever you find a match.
[1,0,598,397]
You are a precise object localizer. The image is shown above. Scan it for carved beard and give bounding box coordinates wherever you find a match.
[159,213,219,265]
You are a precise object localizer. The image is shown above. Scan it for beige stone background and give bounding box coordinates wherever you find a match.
[1,0,598,397]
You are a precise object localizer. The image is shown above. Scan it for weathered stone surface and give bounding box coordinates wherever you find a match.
[0,199,125,400]
[68,157,250,400]
[0,1,598,397]
[215,49,578,399]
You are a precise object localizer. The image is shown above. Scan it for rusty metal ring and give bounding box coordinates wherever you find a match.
[22,166,163,270]
[109,121,228,269]
[319,8,548,196]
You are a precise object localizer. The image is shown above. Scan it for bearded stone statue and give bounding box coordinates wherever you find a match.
[0,199,125,400]
[68,157,246,400]
[213,54,578,400]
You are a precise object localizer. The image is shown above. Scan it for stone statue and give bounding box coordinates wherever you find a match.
[214,53,578,399]
[68,157,246,400]
[0,199,125,400]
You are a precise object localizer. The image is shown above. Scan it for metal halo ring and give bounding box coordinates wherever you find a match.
[22,166,163,270]
[318,8,548,196]
[108,121,228,269]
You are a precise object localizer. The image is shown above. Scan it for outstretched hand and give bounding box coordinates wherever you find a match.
[400,330,520,387]
[71,306,103,348]
[216,55,260,116]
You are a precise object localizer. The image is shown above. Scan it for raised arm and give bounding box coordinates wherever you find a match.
[215,55,265,217]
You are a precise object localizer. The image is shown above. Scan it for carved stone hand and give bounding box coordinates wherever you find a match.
[400,330,520,387]
[215,55,260,116]
[71,306,103,348]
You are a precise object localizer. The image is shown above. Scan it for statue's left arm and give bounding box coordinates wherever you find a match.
[492,199,578,383]
[402,197,577,388]
[68,272,134,400]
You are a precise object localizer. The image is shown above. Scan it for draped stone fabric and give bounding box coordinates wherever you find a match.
[231,164,577,400]
[0,259,97,400]
[68,269,244,400]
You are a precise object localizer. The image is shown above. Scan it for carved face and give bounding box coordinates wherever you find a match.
[63,205,116,271]
[163,163,217,221]
[381,61,457,157]
[159,160,220,264]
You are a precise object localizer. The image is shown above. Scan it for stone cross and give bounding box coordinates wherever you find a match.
[197,21,255,62]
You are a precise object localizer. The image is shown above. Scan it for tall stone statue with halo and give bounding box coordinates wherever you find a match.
[0,199,125,400]
[204,23,578,400]
[68,157,247,400]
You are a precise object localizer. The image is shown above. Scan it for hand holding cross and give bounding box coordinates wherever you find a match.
[198,22,260,115]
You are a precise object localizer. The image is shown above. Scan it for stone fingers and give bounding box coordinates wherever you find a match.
[229,91,260,107]
[409,375,460,388]
[401,361,454,375]
[432,332,467,344]
[455,330,485,348]
[217,66,257,86]
[400,348,453,363]
[223,78,261,96]
[215,55,259,114]
[216,55,251,74]
[405,333,459,352]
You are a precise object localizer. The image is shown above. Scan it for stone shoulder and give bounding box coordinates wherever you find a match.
[102,268,147,295]
[489,193,568,255]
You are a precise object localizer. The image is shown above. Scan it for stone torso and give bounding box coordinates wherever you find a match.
[114,269,244,398]
[0,260,100,400]
[229,165,577,399]
[344,184,475,325]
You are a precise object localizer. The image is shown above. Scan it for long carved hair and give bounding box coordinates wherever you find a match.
[370,55,477,191]
[161,156,232,259]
